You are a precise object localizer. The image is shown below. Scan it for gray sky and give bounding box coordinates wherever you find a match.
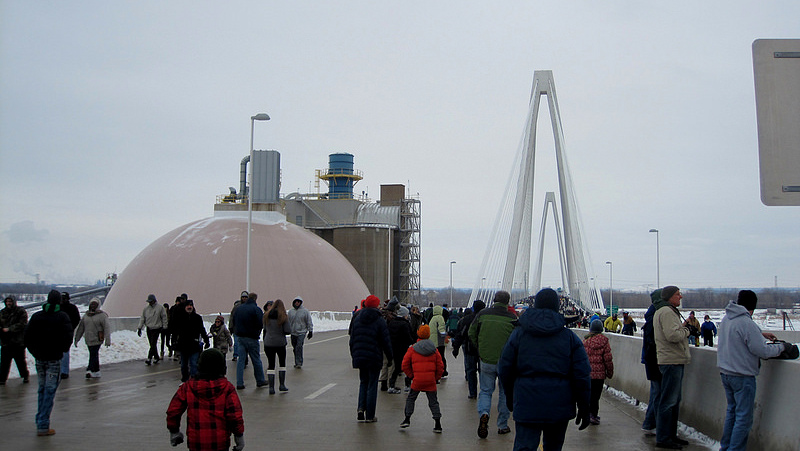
[2,1,799,292]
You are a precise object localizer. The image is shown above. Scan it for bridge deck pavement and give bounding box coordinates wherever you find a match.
[0,331,710,451]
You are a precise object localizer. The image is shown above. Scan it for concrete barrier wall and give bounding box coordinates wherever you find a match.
[108,311,354,333]
[603,333,800,451]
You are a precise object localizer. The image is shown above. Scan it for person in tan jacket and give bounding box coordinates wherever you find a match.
[74,298,112,378]
[652,286,691,449]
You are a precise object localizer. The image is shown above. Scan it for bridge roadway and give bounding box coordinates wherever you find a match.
[0,331,710,451]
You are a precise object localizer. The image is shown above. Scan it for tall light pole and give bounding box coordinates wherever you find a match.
[649,229,660,288]
[605,261,613,315]
[449,261,456,306]
[246,113,271,292]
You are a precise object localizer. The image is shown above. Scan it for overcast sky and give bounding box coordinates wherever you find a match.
[1,1,799,293]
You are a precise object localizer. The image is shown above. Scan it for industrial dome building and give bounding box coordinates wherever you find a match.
[102,151,420,317]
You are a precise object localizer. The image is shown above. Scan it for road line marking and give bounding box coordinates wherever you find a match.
[305,383,336,400]
[58,367,180,392]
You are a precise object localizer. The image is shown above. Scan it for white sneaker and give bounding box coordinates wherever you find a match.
[387,387,401,394]
[90,371,101,378]
[642,427,656,436]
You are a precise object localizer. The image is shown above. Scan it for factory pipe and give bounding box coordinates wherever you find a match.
[240,155,250,199]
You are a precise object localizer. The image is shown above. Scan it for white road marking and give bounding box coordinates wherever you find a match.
[305,383,336,400]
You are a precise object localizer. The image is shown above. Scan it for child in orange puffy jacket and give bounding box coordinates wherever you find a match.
[400,325,444,432]
[583,319,614,425]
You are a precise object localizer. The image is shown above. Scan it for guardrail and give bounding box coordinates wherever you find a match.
[603,332,800,451]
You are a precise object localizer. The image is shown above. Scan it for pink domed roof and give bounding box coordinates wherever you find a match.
[103,214,369,317]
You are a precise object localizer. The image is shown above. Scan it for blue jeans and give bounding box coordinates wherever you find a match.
[642,379,661,430]
[464,353,479,398]
[180,350,199,381]
[656,364,684,444]
[357,366,380,419]
[478,361,510,429]
[60,349,70,375]
[291,334,305,367]
[35,359,62,431]
[514,420,569,451]
[236,337,265,387]
[720,373,756,451]
[87,345,101,372]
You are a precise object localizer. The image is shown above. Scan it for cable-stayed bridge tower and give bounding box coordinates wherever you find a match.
[469,70,603,313]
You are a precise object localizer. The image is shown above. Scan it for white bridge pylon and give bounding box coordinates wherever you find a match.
[469,70,604,313]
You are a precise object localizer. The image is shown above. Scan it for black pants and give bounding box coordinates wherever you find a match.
[590,378,605,417]
[146,328,161,360]
[0,343,29,381]
[264,346,287,370]
[437,346,447,373]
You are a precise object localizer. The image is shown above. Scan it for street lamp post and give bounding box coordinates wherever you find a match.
[649,229,660,288]
[246,113,271,292]
[449,261,456,306]
[605,261,613,315]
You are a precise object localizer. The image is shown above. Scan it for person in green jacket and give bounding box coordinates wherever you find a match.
[427,305,448,377]
[468,290,517,439]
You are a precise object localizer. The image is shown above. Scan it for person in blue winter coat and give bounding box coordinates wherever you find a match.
[498,288,591,451]
[700,315,717,347]
[349,294,393,423]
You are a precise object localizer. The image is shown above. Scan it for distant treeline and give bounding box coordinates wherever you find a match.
[420,287,800,310]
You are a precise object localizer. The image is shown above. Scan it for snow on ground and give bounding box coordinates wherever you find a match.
[4,310,351,380]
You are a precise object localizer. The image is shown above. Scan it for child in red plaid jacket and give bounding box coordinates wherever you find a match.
[167,348,245,451]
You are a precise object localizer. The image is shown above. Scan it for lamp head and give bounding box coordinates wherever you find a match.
[251,113,270,121]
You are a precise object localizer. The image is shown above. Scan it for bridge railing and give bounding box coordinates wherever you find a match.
[602,332,800,451]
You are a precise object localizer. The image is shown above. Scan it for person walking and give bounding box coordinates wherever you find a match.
[166,348,245,451]
[137,294,168,365]
[232,293,267,390]
[399,324,444,433]
[348,294,392,423]
[717,290,788,451]
[262,299,291,394]
[23,289,73,436]
[168,296,187,362]
[58,292,80,379]
[451,299,486,399]
[287,297,313,369]
[583,319,614,425]
[209,315,233,360]
[653,285,692,449]
[0,295,30,384]
[685,311,702,347]
[161,302,172,359]
[468,290,517,439]
[172,300,210,383]
[497,288,591,451]
[603,313,622,333]
[408,305,425,339]
[640,289,662,436]
[387,305,415,393]
[229,291,248,362]
[74,297,112,378]
[427,305,448,378]
[701,315,717,347]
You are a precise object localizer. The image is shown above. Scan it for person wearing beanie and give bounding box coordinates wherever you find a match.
[400,324,445,432]
[209,314,233,361]
[138,294,169,365]
[603,314,622,334]
[229,291,250,363]
[23,289,73,436]
[652,286,692,449]
[468,291,518,438]
[621,311,637,336]
[684,311,701,347]
[583,319,614,425]
[700,315,717,347]
[231,292,267,390]
[497,288,591,449]
[716,290,787,451]
[427,305,449,379]
[58,291,80,379]
[288,296,313,369]
[74,297,112,378]
[167,348,245,451]
[0,295,30,385]
[349,294,392,423]
[452,299,486,399]
[172,301,210,383]
[640,289,662,436]
[386,304,415,394]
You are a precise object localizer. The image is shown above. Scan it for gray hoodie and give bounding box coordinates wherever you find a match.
[717,301,782,377]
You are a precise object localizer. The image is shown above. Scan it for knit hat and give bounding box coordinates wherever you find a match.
[590,319,604,333]
[47,289,61,305]
[147,294,157,303]
[737,290,758,311]
[534,288,560,311]
[472,299,486,313]
[215,315,225,323]
[241,291,249,298]
[197,348,226,378]
[397,306,409,318]
[417,325,431,339]
[661,286,680,301]
[364,295,381,309]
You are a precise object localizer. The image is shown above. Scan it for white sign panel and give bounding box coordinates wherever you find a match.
[753,39,800,206]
